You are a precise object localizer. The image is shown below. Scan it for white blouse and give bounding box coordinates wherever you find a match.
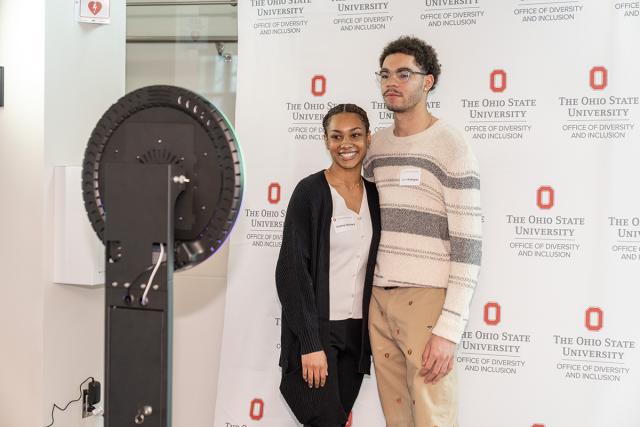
[328,184,373,320]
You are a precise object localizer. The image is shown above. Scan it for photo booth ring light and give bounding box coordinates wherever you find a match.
[82,85,243,270]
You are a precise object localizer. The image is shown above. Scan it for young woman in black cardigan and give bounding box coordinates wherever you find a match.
[275,104,381,427]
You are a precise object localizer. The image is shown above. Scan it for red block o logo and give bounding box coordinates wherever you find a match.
[268,182,281,204]
[532,424,545,427]
[537,186,554,210]
[590,66,607,90]
[249,398,264,420]
[311,75,327,97]
[484,302,501,326]
[586,307,603,331]
[490,69,507,93]
[346,412,353,427]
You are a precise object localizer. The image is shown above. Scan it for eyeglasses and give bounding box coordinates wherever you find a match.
[375,68,429,83]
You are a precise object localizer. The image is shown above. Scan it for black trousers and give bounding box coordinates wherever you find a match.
[285,318,365,427]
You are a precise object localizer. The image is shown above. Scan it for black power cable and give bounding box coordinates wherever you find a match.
[44,377,94,427]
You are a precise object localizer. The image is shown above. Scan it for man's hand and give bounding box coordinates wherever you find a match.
[301,351,328,388]
[419,334,456,384]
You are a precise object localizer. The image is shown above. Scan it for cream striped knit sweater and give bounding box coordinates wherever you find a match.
[363,120,482,343]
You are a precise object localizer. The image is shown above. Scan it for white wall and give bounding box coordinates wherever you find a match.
[0,1,45,426]
[42,1,126,426]
[1,0,124,426]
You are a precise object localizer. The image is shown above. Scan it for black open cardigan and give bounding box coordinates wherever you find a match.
[275,170,381,378]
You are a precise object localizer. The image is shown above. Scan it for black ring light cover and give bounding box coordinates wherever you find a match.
[82,85,243,271]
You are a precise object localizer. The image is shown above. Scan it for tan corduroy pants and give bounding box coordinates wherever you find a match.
[369,286,458,427]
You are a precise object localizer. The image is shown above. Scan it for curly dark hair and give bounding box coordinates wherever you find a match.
[322,103,370,136]
[379,36,441,89]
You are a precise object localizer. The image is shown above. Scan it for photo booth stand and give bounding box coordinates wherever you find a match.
[82,86,243,426]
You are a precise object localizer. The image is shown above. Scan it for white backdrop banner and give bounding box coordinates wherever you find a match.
[215,2,640,426]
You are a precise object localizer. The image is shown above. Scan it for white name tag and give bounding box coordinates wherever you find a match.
[399,168,421,186]
[333,215,357,233]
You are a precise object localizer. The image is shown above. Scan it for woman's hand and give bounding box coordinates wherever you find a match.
[301,351,328,388]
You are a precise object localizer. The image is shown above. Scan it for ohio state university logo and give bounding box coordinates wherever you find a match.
[484,302,501,326]
[268,182,281,204]
[536,186,554,210]
[249,398,264,420]
[311,75,327,97]
[585,307,603,331]
[589,66,608,90]
[490,69,507,93]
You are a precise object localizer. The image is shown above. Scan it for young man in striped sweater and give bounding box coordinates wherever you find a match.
[363,36,482,427]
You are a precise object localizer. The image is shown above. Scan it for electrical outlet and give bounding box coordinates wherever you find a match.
[82,389,91,418]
